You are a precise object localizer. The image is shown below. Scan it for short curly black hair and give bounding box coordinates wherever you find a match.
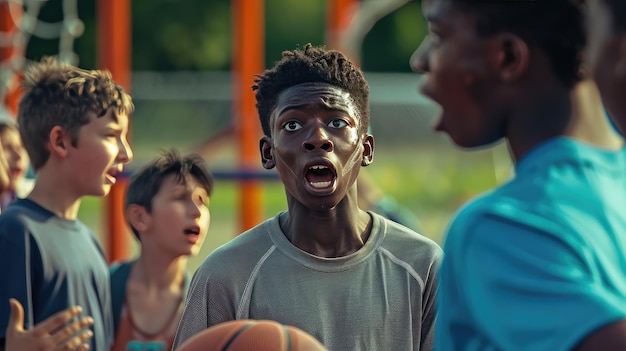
[450,0,585,88]
[252,44,370,137]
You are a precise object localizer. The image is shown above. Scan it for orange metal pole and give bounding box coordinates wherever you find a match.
[0,1,23,117]
[326,0,357,53]
[232,0,264,233]
[98,0,133,263]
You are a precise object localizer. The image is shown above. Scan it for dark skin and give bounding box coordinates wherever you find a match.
[411,0,575,161]
[413,0,626,349]
[260,84,374,258]
[586,0,626,134]
[583,0,626,348]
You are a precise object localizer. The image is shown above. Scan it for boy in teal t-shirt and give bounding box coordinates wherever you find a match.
[412,0,626,349]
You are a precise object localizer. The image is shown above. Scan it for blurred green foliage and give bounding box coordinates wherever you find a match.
[25,0,425,72]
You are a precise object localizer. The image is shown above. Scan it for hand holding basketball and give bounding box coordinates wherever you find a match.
[176,319,328,351]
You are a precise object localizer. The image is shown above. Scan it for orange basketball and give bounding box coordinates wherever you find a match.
[176,319,328,351]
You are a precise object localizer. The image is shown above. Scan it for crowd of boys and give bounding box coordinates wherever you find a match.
[2,0,626,350]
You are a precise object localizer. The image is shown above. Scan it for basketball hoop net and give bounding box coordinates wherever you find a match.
[0,0,83,120]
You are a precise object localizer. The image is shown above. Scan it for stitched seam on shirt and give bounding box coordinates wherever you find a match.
[379,247,425,292]
[236,245,276,319]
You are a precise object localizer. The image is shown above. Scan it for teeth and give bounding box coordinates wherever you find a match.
[310,181,331,188]
[310,165,328,170]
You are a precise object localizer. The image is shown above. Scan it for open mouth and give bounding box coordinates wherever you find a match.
[305,164,336,189]
[105,173,117,184]
[184,227,200,236]
[184,226,201,244]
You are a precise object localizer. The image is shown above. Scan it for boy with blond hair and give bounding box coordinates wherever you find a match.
[0,57,133,351]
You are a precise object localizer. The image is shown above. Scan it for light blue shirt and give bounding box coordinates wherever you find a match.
[436,138,626,351]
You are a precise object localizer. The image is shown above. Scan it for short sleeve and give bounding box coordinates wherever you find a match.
[0,221,37,336]
[461,216,625,351]
[420,251,440,350]
[172,262,235,349]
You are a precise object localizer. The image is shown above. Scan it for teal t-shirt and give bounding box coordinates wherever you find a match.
[436,138,626,351]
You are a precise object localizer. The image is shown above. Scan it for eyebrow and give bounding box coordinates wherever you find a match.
[110,113,119,123]
[425,12,442,24]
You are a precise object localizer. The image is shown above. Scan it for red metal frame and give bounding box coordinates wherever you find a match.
[0,1,23,117]
[327,0,358,54]
[98,0,360,258]
[232,0,265,233]
[98,0,133,263]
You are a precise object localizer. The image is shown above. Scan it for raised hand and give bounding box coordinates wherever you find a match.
[5,298,94,351]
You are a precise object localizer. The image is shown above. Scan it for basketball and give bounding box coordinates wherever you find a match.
[176,319,328,351]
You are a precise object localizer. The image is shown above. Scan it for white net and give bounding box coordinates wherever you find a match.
[339,0,412,60]
[0,0,83,120]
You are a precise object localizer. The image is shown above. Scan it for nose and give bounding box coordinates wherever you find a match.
[117,137,133,164]
[9,147,22,161]
[189,200,202,218]
[303,125,333,152]
[410,36,431,73]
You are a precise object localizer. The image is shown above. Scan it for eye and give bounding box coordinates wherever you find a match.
[428,32,441,47]
[283,121,302,131]
[328,119,348,128]
[198,195,209,207]
[106,129,121,139]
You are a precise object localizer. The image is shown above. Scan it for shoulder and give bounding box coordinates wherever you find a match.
[0,201,33,240]
[375,213,442,277]
[448,139,625,248]
[443,186,593,267]
[0,199,53,227]
[378,214,441,257]
[194,218,276,279]
[109,260,136,277]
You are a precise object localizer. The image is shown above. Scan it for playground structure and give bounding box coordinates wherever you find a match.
[0,0,417,263]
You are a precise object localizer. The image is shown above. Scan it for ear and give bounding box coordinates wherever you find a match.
[494,33,529,83]
[126,204,151,233]
[260,136,275,169]
[48,126,72,159]
[360,134,374,167]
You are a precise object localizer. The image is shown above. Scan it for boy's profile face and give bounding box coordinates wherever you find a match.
[68,109,133,197]
[411,0,506,148]
[142,174,210,257]
[586,0,625,132]
[260,83,374,211]
[0,128,29,192]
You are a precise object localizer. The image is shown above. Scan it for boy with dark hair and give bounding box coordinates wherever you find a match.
[173,44,442,351]
[587,0,626,134]
[412,0,626,350]
[0,56,134,351]
[109,150,213,351]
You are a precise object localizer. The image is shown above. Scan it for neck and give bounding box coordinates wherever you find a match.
[27,171,82,219]
[282,188,372,258]
[564,80,623,148]
[506,80,623,161]
[133,254,187,291]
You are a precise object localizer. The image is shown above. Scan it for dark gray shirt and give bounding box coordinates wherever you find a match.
[0,199,113,351]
